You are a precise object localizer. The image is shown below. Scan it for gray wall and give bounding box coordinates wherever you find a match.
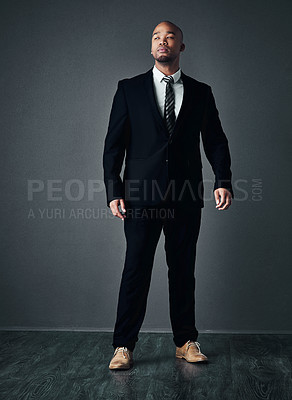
[1,0,291,332]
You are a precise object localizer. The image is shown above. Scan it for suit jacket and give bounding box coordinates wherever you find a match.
[102,67,234,209]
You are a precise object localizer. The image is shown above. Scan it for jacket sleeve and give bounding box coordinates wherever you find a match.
[102,80,130,207]
[200,85,234,198]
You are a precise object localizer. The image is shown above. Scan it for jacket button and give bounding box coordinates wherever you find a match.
[166,159,168,163]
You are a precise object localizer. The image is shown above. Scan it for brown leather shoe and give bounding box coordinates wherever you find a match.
[176,340,208,363]
[109,347,134,370]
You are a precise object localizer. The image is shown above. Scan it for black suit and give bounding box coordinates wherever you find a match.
[103,67,234,351]
[103,67,234,209]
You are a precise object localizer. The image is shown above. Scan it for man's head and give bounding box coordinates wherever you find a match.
[151,21,185,65]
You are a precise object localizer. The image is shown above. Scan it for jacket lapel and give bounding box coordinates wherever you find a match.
[173,71,192,139]
[143,68,192,141]
[143,68,165,130]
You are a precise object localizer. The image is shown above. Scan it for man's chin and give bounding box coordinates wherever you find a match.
[156,55,171,63]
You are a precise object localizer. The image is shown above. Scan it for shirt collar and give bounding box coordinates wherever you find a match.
[152,64,182,84]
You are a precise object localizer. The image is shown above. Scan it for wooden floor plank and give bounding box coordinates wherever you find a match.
[230,334,292,400]
[0,332,291,399]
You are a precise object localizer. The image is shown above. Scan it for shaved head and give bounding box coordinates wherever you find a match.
[152,20,183,43]
[151,20,185,72]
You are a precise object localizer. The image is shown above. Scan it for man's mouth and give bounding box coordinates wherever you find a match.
[158,47,168,53]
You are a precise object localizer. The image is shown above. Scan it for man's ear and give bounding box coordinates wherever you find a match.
[180,43,185,52]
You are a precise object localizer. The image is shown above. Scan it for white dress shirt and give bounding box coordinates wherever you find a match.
[152,64,184,119]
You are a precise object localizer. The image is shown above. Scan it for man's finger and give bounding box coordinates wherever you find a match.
[214,190,220,207]
[120,199,126,215]
[218,196,231,210]
[113,205,124,220]
[110,200,124,220]
[215,191,225,208]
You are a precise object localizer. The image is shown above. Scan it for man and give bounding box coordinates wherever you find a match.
[103,20,234,370]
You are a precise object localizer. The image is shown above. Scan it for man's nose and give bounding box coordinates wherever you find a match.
[159,38,167,45]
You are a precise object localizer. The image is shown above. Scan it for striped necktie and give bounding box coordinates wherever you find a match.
[162,75,175,136]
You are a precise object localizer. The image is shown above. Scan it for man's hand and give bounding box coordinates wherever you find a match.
[214,188,232,210]
[109,199,127,220]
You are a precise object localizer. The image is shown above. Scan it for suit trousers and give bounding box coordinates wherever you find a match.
[112,199,202,352]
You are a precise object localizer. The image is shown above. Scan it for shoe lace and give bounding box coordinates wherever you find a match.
[114,346,129,358]
[186,340,201,353]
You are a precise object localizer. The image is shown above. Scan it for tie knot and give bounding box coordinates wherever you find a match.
[162,76,174,84]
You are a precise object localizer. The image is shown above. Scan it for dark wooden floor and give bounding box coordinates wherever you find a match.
[0,332,291,399]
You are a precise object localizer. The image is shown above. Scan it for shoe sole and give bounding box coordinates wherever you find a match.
[176,355,208,363]
[109,361,134,370]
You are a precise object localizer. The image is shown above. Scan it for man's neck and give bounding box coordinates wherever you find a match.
[154,61,180,76]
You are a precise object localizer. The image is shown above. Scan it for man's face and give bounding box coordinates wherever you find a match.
[151,23,184,64]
